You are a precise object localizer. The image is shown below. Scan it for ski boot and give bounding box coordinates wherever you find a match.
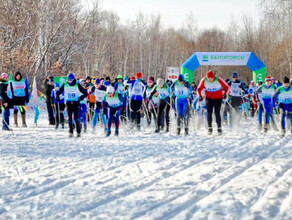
[177,127,181,135]
[185,127,189,135]
[115,129,119,136]
[55,124,59,130]
[62,124,65,129]
[258,123,262,131]
[21,113,27,127]
[77,133,81,138]
[69,132,73,138]
[207,127,212,135]
[2,126,12,131]
[165,126,169,133]
[281,129,285,137]
[14,114,18,127]
[92,126,96,133]
[272,123,279,131]
[154,126,160,133]
[84,125,87,133]
[218,127,222,136]
[137,124,141,131]
[106,130,111,137]
[263,124,268,133]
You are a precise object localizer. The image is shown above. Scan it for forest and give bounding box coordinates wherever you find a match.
[0,0,291,88]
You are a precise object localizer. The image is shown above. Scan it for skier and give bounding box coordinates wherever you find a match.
[256,76,277,133]
[172,74,192,135]
[57,73,87,137]
[126,72,146,130]
[44,76,55,125]
[143,77,156,126]
[227,71,247,126]
[273,76,292,137]
[103,86,123,137]
[197,70,230,135]
[114,75,127,122]
[0,73,13,130]
[51,82,65,129]
[8,72,30,127]
[91,78,107,133]
[149,78,171,133]
[248,81,257,117]
[78,79,88,132]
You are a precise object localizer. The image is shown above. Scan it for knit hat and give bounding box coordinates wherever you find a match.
[135,72,142,79]
[283,76,290,84]
[95,78,100,85]
[67,73,75,81]
[206,71,215,79]
[147,77,154,83]
[116,75,123,79]
[178,74,184,82]
[1,73,9,80]
[232,71,238,78]
[265,76,272,81]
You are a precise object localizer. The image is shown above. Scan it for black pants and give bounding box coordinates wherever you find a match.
[67,102,81,134]
[54,103,65,126]
[157,99,170,128]
[230,96,241,125]
[89,102,95,121]
[46,101,55,124]
[130,100,142,125]
[206,98,222,129]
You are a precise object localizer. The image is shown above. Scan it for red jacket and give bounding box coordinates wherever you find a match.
[197,76,230,99]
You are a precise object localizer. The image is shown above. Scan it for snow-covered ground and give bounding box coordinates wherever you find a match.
[1,111,292,219]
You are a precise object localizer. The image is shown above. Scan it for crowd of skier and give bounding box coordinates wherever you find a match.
[1,70,292,137]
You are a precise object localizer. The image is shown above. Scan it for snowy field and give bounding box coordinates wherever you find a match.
[1,111,292,219]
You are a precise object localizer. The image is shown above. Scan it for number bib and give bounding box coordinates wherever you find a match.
[65,84,80,101]
[175,84,189,99]
[12,81,26,97]
[131,81,143,96]
[278,86,292,104]
[230,82,241,97]
[95,89,106,102]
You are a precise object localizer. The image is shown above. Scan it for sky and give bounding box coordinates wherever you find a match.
[92,0,261,30]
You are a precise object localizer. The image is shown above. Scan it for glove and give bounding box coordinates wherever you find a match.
[223,94,227,99]
[199,96,203,101]
[0,107,2,114]
[56,96,60,102]
[103,108,107,115]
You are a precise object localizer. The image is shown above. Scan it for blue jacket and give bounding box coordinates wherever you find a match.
[127,79,146,101]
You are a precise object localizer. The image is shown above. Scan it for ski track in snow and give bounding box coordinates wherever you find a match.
[0,112,292,219]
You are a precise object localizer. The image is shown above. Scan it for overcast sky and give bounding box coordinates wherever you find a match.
[92,0,261,30]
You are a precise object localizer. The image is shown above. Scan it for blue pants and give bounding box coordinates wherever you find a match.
[2,108,10,129]
[34,107,40,124]
[92,103,107,131]
[107,107,121,131]
[280,103,292,129]
[258,100,274,125]
[175,98,189,128]
[78,103,87,126]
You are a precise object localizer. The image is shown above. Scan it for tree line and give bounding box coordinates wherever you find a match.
[0,0,291,90]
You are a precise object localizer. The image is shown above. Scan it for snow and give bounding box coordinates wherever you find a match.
[1,112,292,219]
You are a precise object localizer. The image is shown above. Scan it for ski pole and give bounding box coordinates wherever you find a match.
[3,117,15,135]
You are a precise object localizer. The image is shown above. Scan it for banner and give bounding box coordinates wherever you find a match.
[53,76,67,87]
[181,52,266,83]
[196,52,250,66]
[166,67,180,82]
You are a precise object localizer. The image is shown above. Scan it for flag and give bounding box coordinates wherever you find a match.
[6,73,13,99]
[29,76,38,108]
